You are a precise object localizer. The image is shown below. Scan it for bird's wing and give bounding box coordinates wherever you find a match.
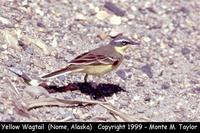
[68,52,118,65]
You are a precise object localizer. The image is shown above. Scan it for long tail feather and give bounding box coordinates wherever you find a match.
[41,67,71,79]
[41,66,83,79]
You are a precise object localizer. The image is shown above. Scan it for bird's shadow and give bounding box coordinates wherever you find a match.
[7,67,126,99]
[40,82,126,99]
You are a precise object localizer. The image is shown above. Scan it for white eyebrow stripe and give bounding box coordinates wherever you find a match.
[114,39,128,43]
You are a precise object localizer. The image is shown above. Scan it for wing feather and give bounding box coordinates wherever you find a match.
[69,53,117,65]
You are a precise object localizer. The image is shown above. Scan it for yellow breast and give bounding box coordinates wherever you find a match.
[83,65,114,75]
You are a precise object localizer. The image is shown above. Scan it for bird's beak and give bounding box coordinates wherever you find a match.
[131,39,140,45]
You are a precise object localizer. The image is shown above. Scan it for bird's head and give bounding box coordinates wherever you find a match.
[110,36,140,54]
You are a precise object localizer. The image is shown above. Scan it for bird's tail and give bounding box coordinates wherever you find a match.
[40,66,83,79]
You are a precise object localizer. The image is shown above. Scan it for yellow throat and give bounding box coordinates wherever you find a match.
[114,45,129,54]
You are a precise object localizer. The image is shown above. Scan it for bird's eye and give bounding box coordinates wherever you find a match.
[122,41,128,45]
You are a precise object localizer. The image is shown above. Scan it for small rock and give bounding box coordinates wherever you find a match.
[136,107,146,113]
[92,104,107,113]
[168,58,174,65]
[94,7,100,12]
[132,34,139,40]
[29,79,40,86]
[160,43,166,49]
[116,69,126,80]
[192,87,200,94]
[181,47,190,55]
[51,38,58,47]
[4,116,15,122]
[73,109,82,119]
[133,95,140,101]
[179,7,190,14]
[0,105,4,113]
[157,96,165,101]
[120,99,128,107]
[196,71,200,76]
[149,101,155,106]
[18,40,28,50]
[0,16,11,25]
[127,14,135,20]
[136,80,145,87]
[158,70,164,76]
[58,108,73,118]
[144,94,151,101]
[141,64,153,78]
[2,44,7,49]
[75,13,86,20]
[23,36,49,55]
[161,82,170,89]
[23,86,49,99]
[7,109,14,115]
[131,6,137,11]
[143,36,151,42]
[2,30,21,51]
[124,55,131,60]
[88,3,95,10]
[35,8,44,16]
[109,15,122,25]
[37,21,45,28]
[109,29,123,37]
[26,47,34,55]
[97,32,108,40]
[190,79,199,85]
[95,11,110,20]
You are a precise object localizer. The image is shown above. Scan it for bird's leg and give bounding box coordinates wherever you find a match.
[84,74,88,83]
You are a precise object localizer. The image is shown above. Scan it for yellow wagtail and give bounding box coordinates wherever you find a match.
[41,36,139,82]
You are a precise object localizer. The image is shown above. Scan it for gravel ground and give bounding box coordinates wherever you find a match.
[0,0,200,122]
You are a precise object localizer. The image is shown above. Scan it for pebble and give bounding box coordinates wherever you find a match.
[192,87,200,94]
[161,82,170,89]
[144,94,151,102]
[109,28,123,37]
[88,3,95,10]
[181,47,190,55]
[109,15,122,25]
[35,8,44,16]
[75,13,86,20]
[96,11,110,20]
[131,6,137,11]
[7,109,14,115]
[37,21,45,28]
[0,16,11,25]
[29,79,40,86]
[133,95,140,101]
[2,44,7,49]
[51,38,58,47]
[3,30,21,51]
[149,101,155,106]
[92,104,107,113]
[116,69,126,80]
[26,37,49,55]
[98,32,108,40]
[160,42,167,49]
[136,107,146,113]
[143,36,151,43]
[94,7,100,12]
[141,64,153,78]
[23,86,49,99]
[168,58,174,65]
[127,14,135,20]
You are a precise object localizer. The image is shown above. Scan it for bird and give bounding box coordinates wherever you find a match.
[41,35,139,82]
